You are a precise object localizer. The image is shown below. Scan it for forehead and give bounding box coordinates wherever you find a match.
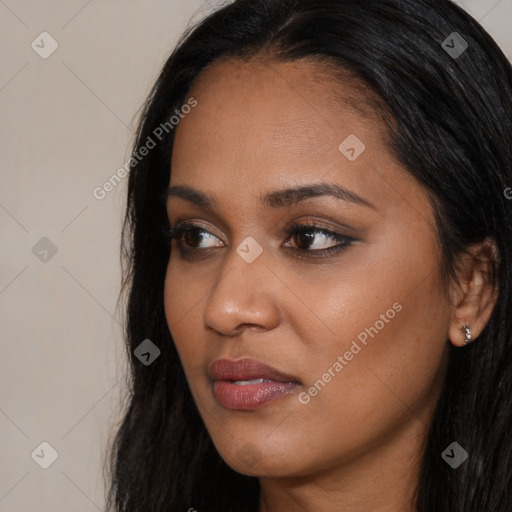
[169,57,394,209]
[175,57,382,144]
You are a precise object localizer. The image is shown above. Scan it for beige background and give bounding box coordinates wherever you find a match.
[0,0,510,510]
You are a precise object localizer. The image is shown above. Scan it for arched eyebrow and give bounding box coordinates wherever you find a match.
[166,182,375,210]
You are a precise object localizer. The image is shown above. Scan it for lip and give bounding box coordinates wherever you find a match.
[208,358,301,410]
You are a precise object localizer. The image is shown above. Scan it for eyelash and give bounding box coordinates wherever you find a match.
[164,220,354,258]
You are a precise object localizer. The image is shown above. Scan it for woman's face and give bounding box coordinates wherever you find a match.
[164,58,452,478]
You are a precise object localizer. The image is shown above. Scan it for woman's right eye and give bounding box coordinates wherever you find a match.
[166,223,223,251]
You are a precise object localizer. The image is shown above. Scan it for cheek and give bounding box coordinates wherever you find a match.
[287,302,448,476]
[282,253,450,466]
[253,232,449,462]
[163,261,207,378]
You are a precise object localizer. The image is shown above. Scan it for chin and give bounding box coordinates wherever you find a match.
[216,440,311,479]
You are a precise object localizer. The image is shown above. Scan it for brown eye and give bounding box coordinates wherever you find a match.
[293,230,316,250]
[284,223,353,255]
[166,223,223,251]
[182,226,206,248]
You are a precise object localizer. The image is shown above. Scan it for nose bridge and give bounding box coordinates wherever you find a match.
[203,237,279,334]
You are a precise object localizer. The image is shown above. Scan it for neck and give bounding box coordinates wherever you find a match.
[258,414,429,512]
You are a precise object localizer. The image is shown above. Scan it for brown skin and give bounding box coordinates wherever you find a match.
[163,58,497,512]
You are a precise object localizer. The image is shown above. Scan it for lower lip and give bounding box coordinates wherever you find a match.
[212,380,299,410]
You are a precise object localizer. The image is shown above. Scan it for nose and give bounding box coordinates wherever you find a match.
[202,244,280,337]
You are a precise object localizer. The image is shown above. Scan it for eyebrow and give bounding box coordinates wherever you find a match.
[166,182,375,210]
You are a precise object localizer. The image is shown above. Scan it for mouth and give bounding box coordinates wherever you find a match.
[208,358,301,410]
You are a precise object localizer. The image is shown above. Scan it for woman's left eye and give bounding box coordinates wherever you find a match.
[165,221,354,257]
[283,223,354,256]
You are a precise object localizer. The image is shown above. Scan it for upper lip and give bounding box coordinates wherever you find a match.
[208,358,301,384]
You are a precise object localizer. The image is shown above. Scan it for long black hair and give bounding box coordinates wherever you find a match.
[105,1,512,510]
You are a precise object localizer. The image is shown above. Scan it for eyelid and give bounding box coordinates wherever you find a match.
[168,210,231,240]
[167,218,347,243]
[168,218,226,241]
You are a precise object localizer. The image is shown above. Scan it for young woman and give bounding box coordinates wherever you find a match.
[106,1,512,510]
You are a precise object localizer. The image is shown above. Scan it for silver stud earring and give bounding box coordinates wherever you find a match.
[462,325,472,345]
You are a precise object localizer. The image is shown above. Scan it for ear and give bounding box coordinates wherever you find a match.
[447,237,499,347]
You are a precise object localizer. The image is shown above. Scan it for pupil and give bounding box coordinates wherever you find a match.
[297,231,314,250]
[184,228,202,247]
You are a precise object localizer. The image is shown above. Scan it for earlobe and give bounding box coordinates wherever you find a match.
[447,237,498,347]
[448,320,475,347]
[461,325,472,345]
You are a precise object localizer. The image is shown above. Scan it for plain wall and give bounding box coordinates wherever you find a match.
[0,0,511,510]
